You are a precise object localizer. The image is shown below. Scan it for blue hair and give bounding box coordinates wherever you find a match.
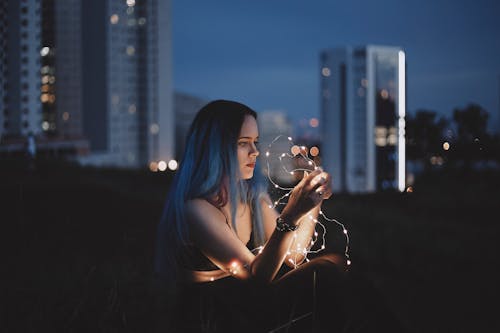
[154,100,267,284]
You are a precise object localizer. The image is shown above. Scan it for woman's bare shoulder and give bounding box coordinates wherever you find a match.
[185,199,225,224]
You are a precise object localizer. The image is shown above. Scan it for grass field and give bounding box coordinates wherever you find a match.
[2,160,499,332]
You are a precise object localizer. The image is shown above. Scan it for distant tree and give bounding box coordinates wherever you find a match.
[451,104,490,165]
[405,110,448,168]
[453,103,489,142]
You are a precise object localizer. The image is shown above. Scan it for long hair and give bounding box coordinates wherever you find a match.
[154,100,267,285]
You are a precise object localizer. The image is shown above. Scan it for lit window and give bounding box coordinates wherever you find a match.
[126,46,135,56]
[150,123,159,134]
[110,14,119,24]
[380,89,389,99]
[309,118,319,128]
[40,46,49,57]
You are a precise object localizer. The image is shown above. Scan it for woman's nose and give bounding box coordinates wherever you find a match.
[250,143,259,156]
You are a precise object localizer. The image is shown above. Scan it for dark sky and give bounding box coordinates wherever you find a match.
[172,0,500,132]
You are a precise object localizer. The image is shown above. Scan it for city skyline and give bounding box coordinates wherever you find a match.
[172,0,500,133]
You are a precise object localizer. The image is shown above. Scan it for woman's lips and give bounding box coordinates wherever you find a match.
[246,163,256,168]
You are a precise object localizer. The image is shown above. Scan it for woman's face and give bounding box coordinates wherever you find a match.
[237,115,260,180]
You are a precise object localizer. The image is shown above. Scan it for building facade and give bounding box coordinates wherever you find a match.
[79,0,174,168]
[0,0,89,158]
[320,45,406,193]
[1,0,42,141]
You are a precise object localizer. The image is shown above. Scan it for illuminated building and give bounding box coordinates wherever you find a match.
[0,0,88,158]
[78,0,173,168]
[320,45,406,193]
[0,0,42,140]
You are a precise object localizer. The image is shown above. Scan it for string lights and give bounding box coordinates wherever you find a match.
[254,135,351,268]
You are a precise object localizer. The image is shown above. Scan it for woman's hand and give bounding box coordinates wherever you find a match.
[280,168,332,224]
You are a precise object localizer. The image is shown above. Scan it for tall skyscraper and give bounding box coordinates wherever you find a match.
[0,0,89,158]
[1,0,42,141]
[79,0,174,168]
[320,45,406,193]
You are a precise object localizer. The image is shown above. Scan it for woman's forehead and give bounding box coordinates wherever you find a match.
[239,115,259,137]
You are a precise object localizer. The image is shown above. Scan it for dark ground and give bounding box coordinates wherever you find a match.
[1,158,500,332]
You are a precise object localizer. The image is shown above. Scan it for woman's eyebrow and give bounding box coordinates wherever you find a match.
[238,136,259,140]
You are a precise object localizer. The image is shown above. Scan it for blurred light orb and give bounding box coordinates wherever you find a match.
[380,89,389,99]
[443,142,450,151]
[150,123,159,134]
[291,145,300,156]
[110,14,119,24]
[126,46,135,56]
[149,161,158,172]
[158,160,167,171]
[40,47,50,57]
[321,67,331,77]
[310,146,319,157]
[168,159,178,171]
[309,118,319,128]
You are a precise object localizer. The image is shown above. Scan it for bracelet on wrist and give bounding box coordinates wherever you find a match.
[275,216,298,232]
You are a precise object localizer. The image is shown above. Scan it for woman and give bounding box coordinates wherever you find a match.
[154,100,401,332]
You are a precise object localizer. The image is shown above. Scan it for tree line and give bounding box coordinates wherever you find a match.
[405,103,500,170]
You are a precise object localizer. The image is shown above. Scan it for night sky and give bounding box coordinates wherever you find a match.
[172,0,500,132]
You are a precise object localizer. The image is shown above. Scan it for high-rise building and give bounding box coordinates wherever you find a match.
[79,0,174,168]
[320,45,406,193]
[0,0,89,159]
[1,0,42,140]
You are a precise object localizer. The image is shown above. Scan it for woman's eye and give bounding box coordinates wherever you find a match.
[238,141,247,147]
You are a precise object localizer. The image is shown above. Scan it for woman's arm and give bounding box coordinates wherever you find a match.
[186,198,300,283]
[186,169,331,283]
[251,169,332,281]
[260,171,331,268]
